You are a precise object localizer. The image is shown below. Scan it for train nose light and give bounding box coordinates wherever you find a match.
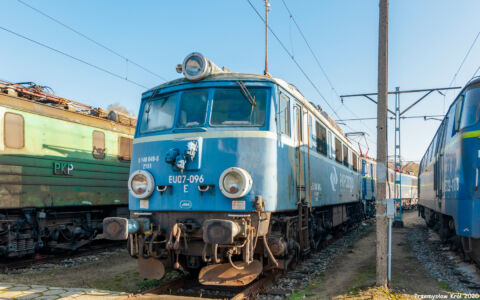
[129,170,155,199]
[180,52,222,81]
[182,52,208,81]
[219,167,252,199]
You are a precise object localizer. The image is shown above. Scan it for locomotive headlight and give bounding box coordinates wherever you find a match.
[128,170,155,199]
[180,52,222,81]
[219,167,252,199]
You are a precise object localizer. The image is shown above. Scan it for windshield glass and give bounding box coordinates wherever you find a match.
[140,93,177,133]
[461,85,480,129]
[211,88,267,126]
[177,90,208,128]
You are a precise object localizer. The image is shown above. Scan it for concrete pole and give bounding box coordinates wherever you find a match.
[376,0,389,287]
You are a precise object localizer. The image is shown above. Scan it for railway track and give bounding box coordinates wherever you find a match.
[0,240,124,272]
[130,271,281,300]
[126,220,373,300]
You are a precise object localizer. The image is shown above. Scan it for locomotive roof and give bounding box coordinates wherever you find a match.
[0,79,136,129]
[466,76,480,88]
[146,72,357,151]
[0,80,136,134]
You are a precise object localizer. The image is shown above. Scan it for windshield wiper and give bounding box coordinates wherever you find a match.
[236,81,256,107]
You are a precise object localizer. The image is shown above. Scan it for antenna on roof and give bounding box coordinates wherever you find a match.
[264,0,270,76]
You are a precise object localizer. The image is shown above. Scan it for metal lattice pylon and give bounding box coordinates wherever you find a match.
[394,87,402,221]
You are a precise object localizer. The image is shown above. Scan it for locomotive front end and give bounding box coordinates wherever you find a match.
[104,53,276,286]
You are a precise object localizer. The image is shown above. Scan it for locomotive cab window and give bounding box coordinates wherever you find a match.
[461,85,480,129]
[335,138,342,163]
[93,130,105,159]
[118,136,133,161]
[315,122,327,156]
[177,90,208,128]
[140,93,177,133]
[277,93,290,136]
[4,112,24,149]
[211,88,267,126]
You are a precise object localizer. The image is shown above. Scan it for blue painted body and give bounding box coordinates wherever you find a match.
[419,78,480,238]
[360,157,417,210]
[129,74,361,214]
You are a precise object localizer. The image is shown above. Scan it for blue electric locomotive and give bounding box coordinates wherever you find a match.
[418,77,480,263]
[361,156,418,212]
[104,53,368,286]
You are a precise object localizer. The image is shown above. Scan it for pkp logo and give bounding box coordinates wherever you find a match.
[180,200,192,209]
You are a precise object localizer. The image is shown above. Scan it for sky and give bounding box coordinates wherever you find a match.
[1,0,480,162]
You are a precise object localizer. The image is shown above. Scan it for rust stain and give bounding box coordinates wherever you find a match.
[198,260,262,286]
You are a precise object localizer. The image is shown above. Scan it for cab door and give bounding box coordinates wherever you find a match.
[434,120,447,199]
[294,104,311,253]
[293,104,306,204]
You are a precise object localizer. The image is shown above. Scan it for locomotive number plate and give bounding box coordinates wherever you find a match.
[168,174,205,184]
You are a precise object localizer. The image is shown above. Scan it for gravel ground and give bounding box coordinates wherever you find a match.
[4,248,124,275]
[407,217,480,294]
[258,220,375,299]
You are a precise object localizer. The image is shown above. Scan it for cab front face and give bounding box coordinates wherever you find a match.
[127,78,276,213]
[104,54,280,285]
[456,83,480,237]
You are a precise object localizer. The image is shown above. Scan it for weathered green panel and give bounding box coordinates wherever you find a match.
[0,164,128,181]
[19,185,127,208]
[0,104,133,209]
[0,155,129,174]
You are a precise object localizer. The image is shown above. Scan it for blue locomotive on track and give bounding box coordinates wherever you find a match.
[104,53,375,286]
[361,156,418,213]
[418,77,480,263]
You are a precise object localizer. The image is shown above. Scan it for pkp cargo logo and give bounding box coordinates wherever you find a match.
[330,167,338,191]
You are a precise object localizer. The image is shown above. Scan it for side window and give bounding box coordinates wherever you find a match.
[315,121,327,156]
[278,93,290,136]
[343,144,349,167]
[335,138,342,163]
[353,153,358,171]
[454,95,464,133]
[430,145,435,163]
[119,137,133,161]
[4,112,24,149]
[93,130,106,159]
[327,131,332,159]
[294,105,303,143]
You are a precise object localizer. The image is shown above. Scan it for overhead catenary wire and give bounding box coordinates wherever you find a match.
[280,0,338,97]
[445,31,480,112]
[16,0,167,82]
[278,0,377,139]
[450,31,480,86]
[246,0,378,155]
[245,0,341,121]
[0,25,148,89]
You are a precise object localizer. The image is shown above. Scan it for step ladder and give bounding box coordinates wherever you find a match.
[298,202,310,255]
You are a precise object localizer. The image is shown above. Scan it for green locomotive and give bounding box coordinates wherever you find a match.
[0,80,134,257]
